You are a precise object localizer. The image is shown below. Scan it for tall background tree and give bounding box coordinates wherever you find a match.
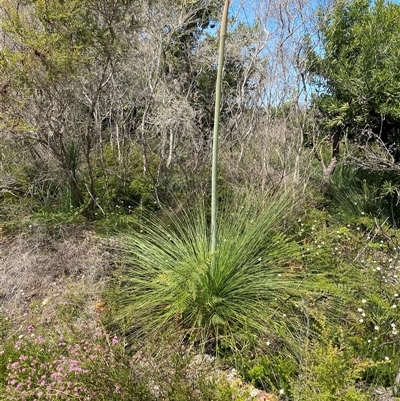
[305,0,400,186]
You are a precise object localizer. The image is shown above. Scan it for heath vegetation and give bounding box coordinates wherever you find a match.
[1,0,400,400]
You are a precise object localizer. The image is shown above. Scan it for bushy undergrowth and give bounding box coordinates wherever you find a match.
[1,176,400,400]
[329,164,400,227]
[287,206,400,398]
[291,322,375,401]
[0,308,247,401]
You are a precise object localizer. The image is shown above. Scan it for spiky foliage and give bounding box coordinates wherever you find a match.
[114,193,317,346]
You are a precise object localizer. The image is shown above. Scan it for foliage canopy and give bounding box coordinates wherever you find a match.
[307,0,400,157]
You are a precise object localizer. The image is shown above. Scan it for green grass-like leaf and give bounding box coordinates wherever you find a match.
[114,193,311,346]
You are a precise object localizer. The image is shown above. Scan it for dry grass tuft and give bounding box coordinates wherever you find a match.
[0,224,113,317]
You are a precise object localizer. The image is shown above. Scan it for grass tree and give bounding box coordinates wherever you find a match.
[114,0,317,350]
[116,195,305,346]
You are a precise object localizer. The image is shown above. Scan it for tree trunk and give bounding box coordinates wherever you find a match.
[318,133,341,194]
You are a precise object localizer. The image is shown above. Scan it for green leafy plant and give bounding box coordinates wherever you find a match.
[240,348,298,396]
[305,0,400,181]
[286,202,400,394]
[344,261,400,389]
[290,321,375,401]
[114,192,308,348]
[328,165,378,225]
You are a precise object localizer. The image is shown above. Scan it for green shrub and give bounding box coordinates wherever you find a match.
[113,192,308,346]
[290,322,375,401]
[328,164,400,227]
[239,348,297,396]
